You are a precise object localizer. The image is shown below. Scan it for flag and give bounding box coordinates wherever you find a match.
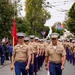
[12,18,18,45]
[61,24,64,29]
[41,31,44,36]
[44,31,46,36]
[57,24,61,30]
[41,31,46,36]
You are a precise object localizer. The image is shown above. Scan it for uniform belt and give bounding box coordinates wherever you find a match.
[15,60,27,63]
[34,53,37,55]
[50,61,61,64]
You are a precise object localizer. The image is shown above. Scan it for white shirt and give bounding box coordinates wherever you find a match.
[53,46,57,50]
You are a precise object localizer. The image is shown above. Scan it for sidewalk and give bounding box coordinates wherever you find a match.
[0,60,11,69]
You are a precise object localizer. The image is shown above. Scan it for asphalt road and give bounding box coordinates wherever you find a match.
[0,61,75,75]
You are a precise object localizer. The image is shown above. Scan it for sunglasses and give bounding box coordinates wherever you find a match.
[24,40,29,42]
[18,36,24,39]
[51,38,57,40]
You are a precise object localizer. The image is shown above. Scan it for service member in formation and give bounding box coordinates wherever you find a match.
[34,37,40,70]
[24,37,34,75]
[73,41,75,65]
[29,35,39,75]
[45,33,66,75]
[69,41,74,64]
[10,32,31,75]
[38,39,45,68]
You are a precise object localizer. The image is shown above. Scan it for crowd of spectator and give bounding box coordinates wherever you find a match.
[0,41,13,65]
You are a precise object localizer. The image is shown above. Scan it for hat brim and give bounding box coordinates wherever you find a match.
[51,36,58,38]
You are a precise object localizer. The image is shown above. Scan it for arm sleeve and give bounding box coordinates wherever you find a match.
[62,46,66,56]
[73,48,75,52]
[27,46,32,56]
[45,47,49,57]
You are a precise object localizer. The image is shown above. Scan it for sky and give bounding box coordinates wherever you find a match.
[18,0,75,27]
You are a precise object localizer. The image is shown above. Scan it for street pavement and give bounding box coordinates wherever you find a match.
[0,61,75,75]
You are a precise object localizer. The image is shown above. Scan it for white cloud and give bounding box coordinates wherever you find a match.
[45,0,75,26]
[19,0,75,26]
[18,0,26,17]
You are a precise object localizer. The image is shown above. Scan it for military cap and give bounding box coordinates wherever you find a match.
[72,40,75,43]
[70,38,72,40]
[29,35,35,39]
[24,37,29,41]
[17,32,26,37]
[34,37,39,40]
[50,33,59,38]
[38,39,43,42]
[67,39,69,42]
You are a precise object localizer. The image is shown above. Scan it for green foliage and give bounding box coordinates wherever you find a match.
[25,0,51,37]
[0,0,50,39]
[16,18,30,35]
[66,18,75,33]
[65,2,75,34]
[56,29,64,35]
[0,0,14,38]
[68,2,75,19]
[67,35,74,38]
[52,26,64,36]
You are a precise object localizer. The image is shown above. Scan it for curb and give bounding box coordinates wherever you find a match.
[0,61,11,69]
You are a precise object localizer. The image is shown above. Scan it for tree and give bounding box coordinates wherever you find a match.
[66,18,75,33]
[0,0,14,38]
[16,17,30,35]
[65,2,75,34]
[25,0,51,37]
[52,26,64,36]
[52,22,64,36]
[68,2,75,19]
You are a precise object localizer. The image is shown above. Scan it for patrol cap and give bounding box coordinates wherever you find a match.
[24,37,29,42]
[72,40,75,43]
[38,39,43,42]
[17,32,26,38]
[29,35,35,39]
[50,33,59,38]
[67,39,69,42]
[34,37,39,40]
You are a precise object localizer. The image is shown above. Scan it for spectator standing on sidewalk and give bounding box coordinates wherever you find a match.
[8,44,13,61]
[0,42,5,65]
[3,42,9,60]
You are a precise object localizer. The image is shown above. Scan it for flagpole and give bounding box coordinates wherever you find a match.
[11,36,14,75]
[11,0,17,74]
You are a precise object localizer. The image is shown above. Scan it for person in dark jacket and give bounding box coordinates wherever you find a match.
[0,43,5,65]
[8,44,13,61]
[3,42,9,60]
